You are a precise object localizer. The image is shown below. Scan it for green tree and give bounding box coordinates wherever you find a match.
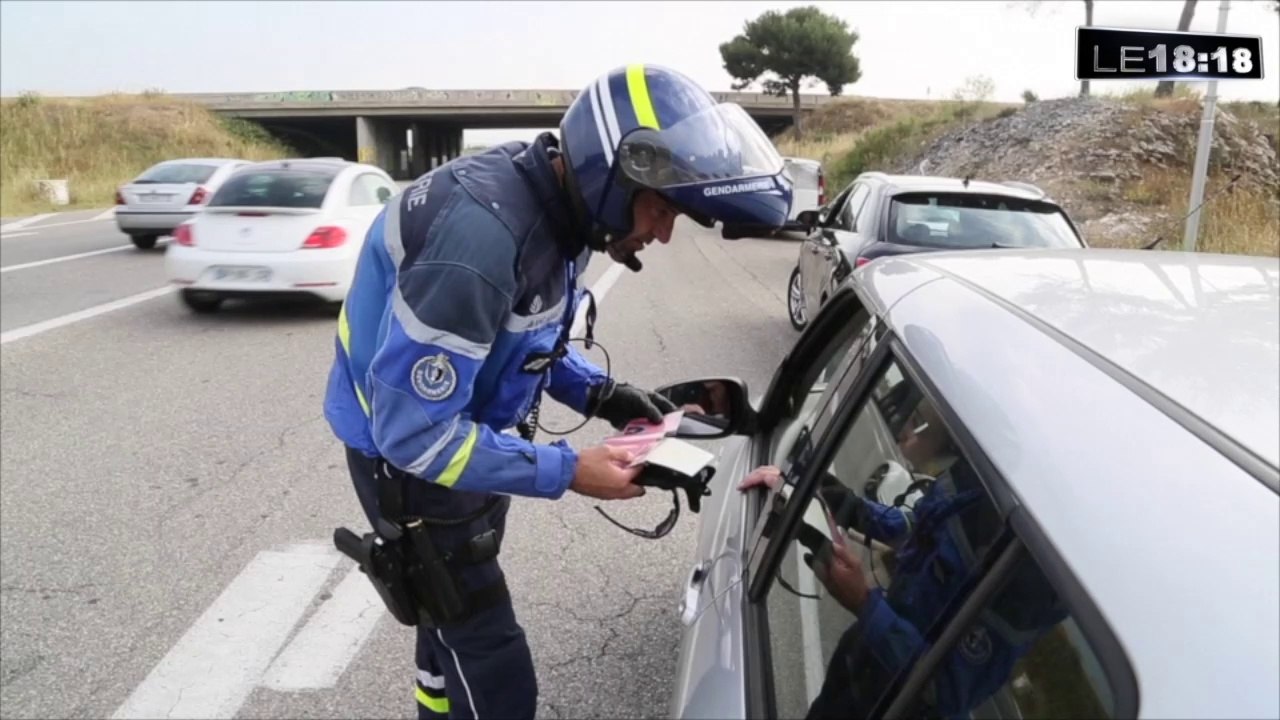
[719,6,862,137]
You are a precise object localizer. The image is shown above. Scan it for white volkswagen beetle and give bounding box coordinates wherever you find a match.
[654,248,1279,720]
[164,158,397,313]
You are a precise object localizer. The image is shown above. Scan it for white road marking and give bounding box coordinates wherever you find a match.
[93,207,117,221]
[0,231,37,240]
[261,564,384,691]
[572,261,625,337]
[0,213,55,231]
[0,286,175,346]
[2,215,123,232]
[0,244,133,273]
[111,545,343,720]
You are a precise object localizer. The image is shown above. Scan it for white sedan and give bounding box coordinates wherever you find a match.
[164,158,397,313]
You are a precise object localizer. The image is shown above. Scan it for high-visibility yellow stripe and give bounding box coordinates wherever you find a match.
[337,302,372,417]
[415,685,449,714]
[626,64,660,129]
[337,302,352,352]
[436,426,478,488]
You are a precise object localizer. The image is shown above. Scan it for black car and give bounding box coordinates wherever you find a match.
[785,173,1086,330]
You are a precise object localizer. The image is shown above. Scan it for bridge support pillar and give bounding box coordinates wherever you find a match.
[411,124,464,171]
[355,116,408,177]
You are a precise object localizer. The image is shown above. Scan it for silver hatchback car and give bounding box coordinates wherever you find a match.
[115,158,249,249]
[656,248,1279,719]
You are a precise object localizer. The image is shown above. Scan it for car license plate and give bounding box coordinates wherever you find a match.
[211,266,271,282]
[139,194,172,203]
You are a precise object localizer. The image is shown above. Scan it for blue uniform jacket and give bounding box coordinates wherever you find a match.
[323,135,607,500]
[850,466,1067,717]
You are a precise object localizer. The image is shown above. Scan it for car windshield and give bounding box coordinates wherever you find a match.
[134,163,219,185]
[887,192,1082,249]
[208,169,335,209]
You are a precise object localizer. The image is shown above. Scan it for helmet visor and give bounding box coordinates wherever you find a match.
[616,103,785,190]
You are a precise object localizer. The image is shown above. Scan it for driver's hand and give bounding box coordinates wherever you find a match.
[812,540,870,615]
[738,465,783,492]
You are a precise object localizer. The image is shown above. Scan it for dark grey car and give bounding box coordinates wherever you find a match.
[786,173,1085,330]
[658,248,1279,719]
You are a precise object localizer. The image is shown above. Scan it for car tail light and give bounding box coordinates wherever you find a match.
[174,224,195,247]
[818,172,826,207]
[855,256,870,268]
[188,186,209,205]
[302,226,347,249]
[115,189,125,205]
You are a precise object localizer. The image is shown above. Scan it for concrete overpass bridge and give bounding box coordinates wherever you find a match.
[182,88,834,179]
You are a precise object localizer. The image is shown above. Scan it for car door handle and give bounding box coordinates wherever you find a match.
[679,561,709,626]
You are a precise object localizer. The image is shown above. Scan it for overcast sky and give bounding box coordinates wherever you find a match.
[2,0,1277,145]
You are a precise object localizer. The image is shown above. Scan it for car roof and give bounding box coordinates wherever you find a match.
[783,156,822,168]
[905,248,1278,473]
[153,158,244,166]
[864,173,1049,201]
[854,247,1279,718]
[236,158,362,174]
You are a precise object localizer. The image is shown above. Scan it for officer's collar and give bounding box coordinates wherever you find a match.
[514,132,586,258]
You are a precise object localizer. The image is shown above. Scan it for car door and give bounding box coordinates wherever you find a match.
[670,287,882,719]
[736,332,1134,720]
[798,186,853,313]
[808,183,870,312]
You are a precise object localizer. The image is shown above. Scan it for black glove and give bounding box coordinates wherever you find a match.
[588,380,678,430]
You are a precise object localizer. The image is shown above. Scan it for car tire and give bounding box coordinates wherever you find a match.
[180,289,223,314]
[787,266,808,331]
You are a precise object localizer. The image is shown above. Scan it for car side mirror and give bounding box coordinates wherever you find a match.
[796,209,820,228]
[655,377,756,439]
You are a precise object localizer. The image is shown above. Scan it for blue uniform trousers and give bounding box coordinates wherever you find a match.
[345,447,538,720]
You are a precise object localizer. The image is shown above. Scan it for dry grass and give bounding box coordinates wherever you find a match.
[0,94,290,216]
[1117,168,1279,256]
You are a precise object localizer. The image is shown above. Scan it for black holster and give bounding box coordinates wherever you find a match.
[334,457,505,629]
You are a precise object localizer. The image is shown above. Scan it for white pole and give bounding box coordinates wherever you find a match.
[1183,0,1231,253]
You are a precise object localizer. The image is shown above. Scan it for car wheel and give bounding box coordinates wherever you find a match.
[131,235,159,250]
[787,266,807,331]
[180,289,223,314]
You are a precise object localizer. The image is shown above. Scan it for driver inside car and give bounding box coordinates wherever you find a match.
[738,402,1067,719]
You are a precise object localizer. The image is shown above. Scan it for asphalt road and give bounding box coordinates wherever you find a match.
[0,208,801,719]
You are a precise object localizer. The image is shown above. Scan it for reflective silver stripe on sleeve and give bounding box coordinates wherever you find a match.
[391,293,490,359]
[383,191,406,267]
[406,416,461,477]
[383,191,490,360]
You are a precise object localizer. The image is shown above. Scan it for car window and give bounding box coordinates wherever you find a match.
[209,170,336,209]
[766,304,877,468]
[766,354,1008,719]
[349,173,395,206]
[134,163,218,185]
[898,572,1117,719]
[888,193,1081,249]
[820,186,854,227]
[838,184,871,232]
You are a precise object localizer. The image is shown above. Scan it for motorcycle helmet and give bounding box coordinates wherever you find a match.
[559,64,793,260]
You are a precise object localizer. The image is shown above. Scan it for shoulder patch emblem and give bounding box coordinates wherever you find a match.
[411,352,458,401]
[958,625,993,665]
[529,295,543,314]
